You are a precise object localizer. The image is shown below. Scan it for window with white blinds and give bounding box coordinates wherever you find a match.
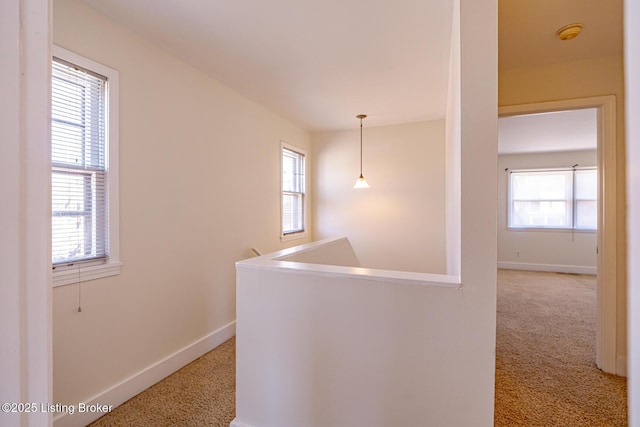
[508,167,597,230]
[52,57,108,265]
[51,46,120,286]
[281,144,306,238]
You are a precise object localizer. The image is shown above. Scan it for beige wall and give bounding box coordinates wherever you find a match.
[499,54,627,367]
[311,120,447,273]
[53,0,310,411]
[497,150,598,272]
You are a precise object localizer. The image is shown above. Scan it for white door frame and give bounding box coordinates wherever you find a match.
[0,1,52,426]
[499,95,619,375]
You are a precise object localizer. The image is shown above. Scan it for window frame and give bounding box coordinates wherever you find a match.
[507,167,597,232]
[51,45,121,287]
[280,141,308,241]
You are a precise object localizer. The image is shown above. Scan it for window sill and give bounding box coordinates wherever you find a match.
[52,261,122,287]
[281,231,308,242]
[507,227,596,233]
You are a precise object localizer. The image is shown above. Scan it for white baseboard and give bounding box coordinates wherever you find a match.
[498,261,597,275]
[53,320,236,427]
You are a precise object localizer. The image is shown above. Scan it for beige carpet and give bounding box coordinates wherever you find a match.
[495,269,627,426]
[90,269,627,426]
[89,338,236,427]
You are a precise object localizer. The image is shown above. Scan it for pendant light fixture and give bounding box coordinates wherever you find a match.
[354,114,370,189]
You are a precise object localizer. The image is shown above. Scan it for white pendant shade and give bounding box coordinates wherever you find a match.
[354,175,370,189]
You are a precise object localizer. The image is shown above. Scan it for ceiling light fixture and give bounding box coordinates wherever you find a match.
[556,23,582,41]
[354,114,370,189]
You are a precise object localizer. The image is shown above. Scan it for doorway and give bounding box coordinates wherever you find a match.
[498,108,598,274]
[498,96,619,375]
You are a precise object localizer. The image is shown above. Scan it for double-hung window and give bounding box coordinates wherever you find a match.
[508,168,597,230]
[281,143,306,240]
[51,46,120,286]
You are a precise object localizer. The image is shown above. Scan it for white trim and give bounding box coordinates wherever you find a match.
[53,321,236,427]
[52,262,122,287]
[51,45,121,286]
[499,95,618,375]
[230,419,253,427]
[498,261,596,275]
[0,3,23,420]
[280,231,308,242]
[239,237,461,289]
[0,0,52,426]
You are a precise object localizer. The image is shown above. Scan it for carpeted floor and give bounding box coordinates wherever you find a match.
[495,269,627,426]
[89,338,236,427]
[89,269,627,426]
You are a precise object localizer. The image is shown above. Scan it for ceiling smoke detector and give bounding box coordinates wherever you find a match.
[556,23,583,41]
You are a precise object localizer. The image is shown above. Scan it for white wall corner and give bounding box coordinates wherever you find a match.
[625,0,640,423]
[456,0,498,423]
[445,0,461,277]
[0,1,53,426]
[616,356,627,377]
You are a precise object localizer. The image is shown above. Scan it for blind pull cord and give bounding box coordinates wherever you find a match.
[77,266,82,313]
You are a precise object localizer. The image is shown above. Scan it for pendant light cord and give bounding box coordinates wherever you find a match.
[359,117,364,177]
[356,114,367,178]
[353,114,369,188]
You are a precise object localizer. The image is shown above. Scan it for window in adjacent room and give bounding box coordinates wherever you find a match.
[51,46,120,286]
[281,142,306,240]
[508,167,597,231]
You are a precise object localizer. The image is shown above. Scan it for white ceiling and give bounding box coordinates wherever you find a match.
[83,0,453,132]
[82,0,622,133]
[498,109,597,154]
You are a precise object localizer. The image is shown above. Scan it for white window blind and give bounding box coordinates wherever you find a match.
[574,169,598,229]
[51,57,108,266]
[282,146,305,236]
[508,167,597,230]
